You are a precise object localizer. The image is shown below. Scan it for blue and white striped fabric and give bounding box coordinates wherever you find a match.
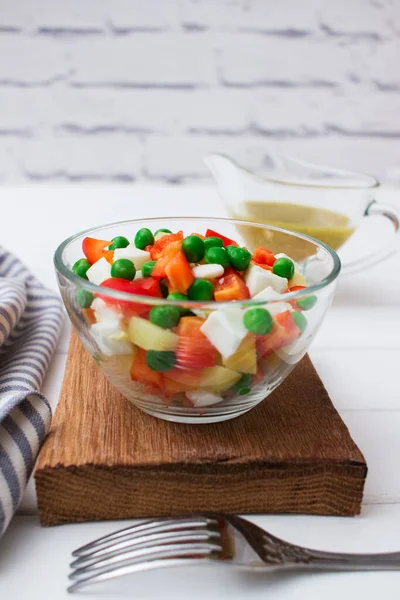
[0,247,63,537]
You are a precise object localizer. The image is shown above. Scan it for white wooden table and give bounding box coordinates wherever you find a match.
[1,185,400,600]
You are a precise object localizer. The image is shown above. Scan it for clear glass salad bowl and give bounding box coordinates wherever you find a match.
[54,217,341,424]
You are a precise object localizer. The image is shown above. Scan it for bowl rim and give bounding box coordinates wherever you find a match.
[54,216,341,308]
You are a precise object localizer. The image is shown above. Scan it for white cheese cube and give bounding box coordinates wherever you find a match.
[91,320,132,356]
[244,264,287,296]
[267,302,292,317]
[251,286,281,303]
[192,264,224,280]
[86,257,111,285]
[200,308,247,360]
[91,298,119,322]
[134,270,142,280]
[113,244,150,270]
[186,390,224,407]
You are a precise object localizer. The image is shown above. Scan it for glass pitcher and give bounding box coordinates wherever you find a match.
[204,153,399,273]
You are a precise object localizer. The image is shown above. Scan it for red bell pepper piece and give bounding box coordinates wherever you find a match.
[252,246,276,267]
[205,228,238,247]
[82,237,113,265]
[214,267,250,302]
[256,310,301,357]
[176,316,218,368]
[164,250,194,294]
[147,231,184,260]
[97,277,161,317]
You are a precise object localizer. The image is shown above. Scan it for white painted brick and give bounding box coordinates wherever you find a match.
[365,41,400,88]
[0,38,70,83]
[144,135,400,182]
[180,0,319,32]
[144,135,281,179]
[19,135,142,180]
[70,35,216,87]
[218,34,369,86]
[317,0,395,36]
[0,0,179,31]
[0,88,250,133]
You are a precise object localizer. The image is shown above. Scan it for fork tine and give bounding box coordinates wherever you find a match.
[68,555,210,593]
[72,516,214,557]
[68,542,222,593]
[70,528,220,570]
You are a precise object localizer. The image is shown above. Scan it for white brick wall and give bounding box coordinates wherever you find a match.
[0,0,399,184]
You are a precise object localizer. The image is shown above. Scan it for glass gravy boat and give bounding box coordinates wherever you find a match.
[205,153,399,273]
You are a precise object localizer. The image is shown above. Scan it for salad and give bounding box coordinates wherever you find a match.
[72,227,317,408]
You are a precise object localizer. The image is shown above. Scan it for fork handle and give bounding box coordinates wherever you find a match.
[290,550,400,571]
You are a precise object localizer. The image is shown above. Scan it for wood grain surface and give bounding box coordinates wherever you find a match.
[35,333,367,525]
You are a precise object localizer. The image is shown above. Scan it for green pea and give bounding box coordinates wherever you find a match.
[205,247,229,268]
[187,279,214,301]
[226,245,251,271]
[273,257,295,280]
[76,288,94,308]
[167,292,191,316]
[72,258,91,279]
[154,228,172,236]
[243,308,273,335]
[111,258,136,281]
[204,236,223,251]
[135,228,154,250]
[293,311,307,332]
[109,236,129,250]
[149,305,181,329]
[231,373,252,395]
[142,260,157,278]
[182,235,205,263]
[146,350,176,372]
[296,296,317,311]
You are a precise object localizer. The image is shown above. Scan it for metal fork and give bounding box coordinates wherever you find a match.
[68,514,400,593]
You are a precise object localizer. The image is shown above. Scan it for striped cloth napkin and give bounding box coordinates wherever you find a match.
[0,247,63,537]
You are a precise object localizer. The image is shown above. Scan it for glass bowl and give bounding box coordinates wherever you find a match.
[54,217,341,424]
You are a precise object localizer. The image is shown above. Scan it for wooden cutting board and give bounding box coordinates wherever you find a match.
[35,333,367,526]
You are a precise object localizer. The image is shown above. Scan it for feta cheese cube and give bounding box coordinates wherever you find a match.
[251,286,281,303]
[134,270,142,280]
[86,257,111,285]
[113,245,150,270]
[186,390,224,407]
[200,308,247,359]
[91,320,133,356]
[91,298,119,322]
[267,302,292,317]
[245,264,287,296]
[192,264,224,280]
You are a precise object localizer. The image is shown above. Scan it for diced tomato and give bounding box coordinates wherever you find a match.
[82,307,96,325]
[214,267,250,302]
[176,316,218,368]
[252,246,276,267]
[130,348,162,389]
[97,277,161,317]
[256,310,301,357]
[205,229,238,247]
[287,285,307,311]
[82,237,113,265]
[151,241,182,279]
[164,250,194,294]
[148,231,184,260]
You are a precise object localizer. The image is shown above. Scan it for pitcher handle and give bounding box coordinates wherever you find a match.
[341,201,400,275]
